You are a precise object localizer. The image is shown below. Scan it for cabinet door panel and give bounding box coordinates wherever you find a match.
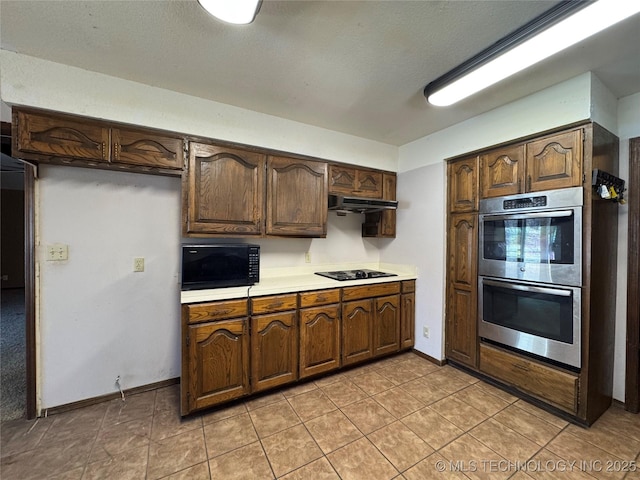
[15,110,109,162]
[356,170,383,198]
[449,214,477,287]
[188,319,249,411]
[329,165,357,195]
[480,145,524,198]
[401,291,415,349]
[112,128,183,169]
[526,129,582,192]
[445,286,477,366]
[342,299,373,366]
[266,156,327,236]
[374,295,400,357]
[299,305,341,378]
[448,156,478,212]
[251,311,298,392]
[187,142,265,235]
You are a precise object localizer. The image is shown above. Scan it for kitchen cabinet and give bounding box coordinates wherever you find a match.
[266,156,328,237]
[400,280,416,349]
[181,299,250,415]
[342,283,401,367]
[184,142,265,236]
[299,289,341,379]
[480,128,582,198]
[13,108,184,175]
[250,294,298,392]
[363,172,397,238]
[329,164,383,198]
[448,156,479,213]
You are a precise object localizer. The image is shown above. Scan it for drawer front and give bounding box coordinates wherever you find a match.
[480,344,578,413]
[185,299,248,324]
[251,294,298,314]
[299,289,341,308]
[342,282,400,302]
[401,280,415,294]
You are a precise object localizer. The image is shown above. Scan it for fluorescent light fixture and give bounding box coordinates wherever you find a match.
[424,0,640,107]
[198,0,262,25]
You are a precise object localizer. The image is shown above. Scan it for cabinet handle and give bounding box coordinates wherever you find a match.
[527,175,532,191]
[513,363,530,372]
[517,178,521,192]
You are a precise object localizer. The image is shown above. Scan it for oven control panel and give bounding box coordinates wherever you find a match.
[503,196,547,210]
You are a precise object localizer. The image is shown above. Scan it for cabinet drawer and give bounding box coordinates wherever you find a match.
[480,344,578,413]
[342,282,400,302]
[251,294,297,314]
[299,289,341,308]
[185,299,248,324]
[401,280,415,294]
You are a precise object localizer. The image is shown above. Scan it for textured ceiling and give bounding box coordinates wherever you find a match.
[1,0,639,146]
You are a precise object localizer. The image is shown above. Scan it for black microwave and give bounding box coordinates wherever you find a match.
[181,244,260,290]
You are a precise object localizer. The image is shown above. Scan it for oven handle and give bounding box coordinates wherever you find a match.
[482,279,572,297]
[481,210,574,221]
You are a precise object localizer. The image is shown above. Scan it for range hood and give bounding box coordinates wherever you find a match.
[328,195,398,215]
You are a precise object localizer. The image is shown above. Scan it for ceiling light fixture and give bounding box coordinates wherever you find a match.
[198,0,262,25]
[424,0,640,107]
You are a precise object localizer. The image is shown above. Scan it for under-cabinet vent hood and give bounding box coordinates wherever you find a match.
[328,195,398,215]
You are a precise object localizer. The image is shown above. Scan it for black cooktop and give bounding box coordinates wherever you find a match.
[315,269,397,281]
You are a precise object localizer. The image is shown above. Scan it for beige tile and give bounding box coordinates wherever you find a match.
[452,384,511,416]
[401,407,464,450]
[287,389,337,421]
[492,405,562,447]
[327,437,399,480]
[341,397,396,434]
[320,380,368,407]
[279,457,340,479]
[0,417,53,457]
[527,449,600,480]
[469,418,540,462]
[151,408,203,441]
[430,395,488,430]
[595,405,640,443]
[341,364,377,380]
[566,421,640,460]
[403,452,474,480]
[47,466,85,480]
[376,363,422,385]
[163,461,211,479]
[244,391,286,411]
[305,409,362,453]
[261,424,323,477]
[395,355,440,377]
[102,390,156,426]
[282,380,318,399]
[40,403,107,444]
[201,401,247,425]
[90,416,152,463]
[441,365,479,385]
[351,371,396,395]
[154,384,180,414]
[203,412,258,458]
[510,473,536,480]
[438,434,510,480]
[83,444,149,480]
[373,387,425,419]
[147,426,207,479]
[512,400,569,429]
[314,372,347,388]
[368,421,434,472]
[546,431,626,479]
[0,432,94,480]
[400,377,451,406]
[208,442,274,480]
[248,400,300,438]
[473,380,518,404]
[422,370,470,394]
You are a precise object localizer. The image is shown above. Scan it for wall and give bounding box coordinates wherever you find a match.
[612,92,640,401]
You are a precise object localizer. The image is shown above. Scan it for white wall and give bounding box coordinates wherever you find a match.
[612,92,640,401]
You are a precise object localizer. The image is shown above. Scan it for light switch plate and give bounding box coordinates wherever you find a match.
[134,257,144,272]
[46,244,68,261]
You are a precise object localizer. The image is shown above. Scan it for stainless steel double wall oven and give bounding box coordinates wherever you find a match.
[478,187,583,369]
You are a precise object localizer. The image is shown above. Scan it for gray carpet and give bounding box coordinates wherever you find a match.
[1,288,26,422]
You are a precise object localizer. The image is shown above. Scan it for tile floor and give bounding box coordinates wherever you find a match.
[2,352,640,480]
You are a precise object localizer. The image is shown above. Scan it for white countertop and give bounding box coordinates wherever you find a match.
[180,262,418,304]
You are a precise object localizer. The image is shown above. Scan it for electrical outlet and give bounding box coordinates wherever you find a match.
[423,326,430,338]
[133,257,144,272]
[305,252,311,263]
[46,244,68,261]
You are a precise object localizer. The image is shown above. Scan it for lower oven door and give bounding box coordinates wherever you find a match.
[478,276,581,369]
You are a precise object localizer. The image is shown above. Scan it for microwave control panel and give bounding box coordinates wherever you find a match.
[503,196,547,210]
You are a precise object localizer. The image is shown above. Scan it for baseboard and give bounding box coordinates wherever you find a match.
[411,349,447,366]
[41,377,179,417]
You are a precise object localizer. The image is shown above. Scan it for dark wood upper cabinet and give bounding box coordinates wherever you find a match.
[448,156,478,212]
[185,142,265,236]
[526,129,582,192]
[363,172,397,238]
[266,156,328,237]
[111,128,184,170]
[480,145,524,198]
[329,164,383,198]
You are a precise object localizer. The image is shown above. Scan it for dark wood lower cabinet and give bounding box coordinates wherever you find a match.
[299,304,341,378]
[373,295,400,356]
[342,299,374,366]
[401,281,416,349]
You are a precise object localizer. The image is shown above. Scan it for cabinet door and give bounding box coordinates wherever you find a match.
[356,169,383,198]
[401,287,415,350]
[186,142,265,235]
[342,299,373,366]
[328,165,383,198]
[266,156,327,237]
[445,213,478,367]
[363,172,397,238]
[299,305,341,379]
[14,110,109,163]
[448,156,478,212]
[187,319,249,412]
[373,295,400,357]
[329,165,357,195]
[526,129,582,192]
[112,128,183,170]
[251,311,298,392]
[480,144,524,198]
